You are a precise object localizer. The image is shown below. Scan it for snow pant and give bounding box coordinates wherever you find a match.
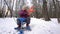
[17,17,30,27]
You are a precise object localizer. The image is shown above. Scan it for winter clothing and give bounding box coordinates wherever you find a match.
[17,17,30,25]
[17,9,30,28]
[18,10,29,18]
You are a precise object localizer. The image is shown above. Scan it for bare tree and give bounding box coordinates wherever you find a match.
[52,0,57,17]
[32,0,40,18]
[56,0,60,23]
[49,3,52,17]
[4,0,12,17]
[3,0,15,17]
[42,0,50,21]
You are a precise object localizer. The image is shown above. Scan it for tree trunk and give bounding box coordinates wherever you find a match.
[56,0,60,23]
[49,2,52,18]
[32,0,39,18]
[52,0,57,18]
[42,0,50,21]
[4,0,14,17]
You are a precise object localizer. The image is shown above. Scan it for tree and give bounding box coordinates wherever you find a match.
[4,0,13,17]
[3,0,16,17]
[56,0,60,23]
[49,2,52,18]
[52,0,57,17]
[42,0,50,21]
[32,0,40,18]
[0,9,2,17]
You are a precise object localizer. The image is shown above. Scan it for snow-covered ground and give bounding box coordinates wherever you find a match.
[0,18,60,34]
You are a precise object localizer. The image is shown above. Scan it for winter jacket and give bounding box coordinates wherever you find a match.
[18,10,29,18]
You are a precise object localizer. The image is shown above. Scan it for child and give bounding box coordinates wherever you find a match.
[17,6,30,29]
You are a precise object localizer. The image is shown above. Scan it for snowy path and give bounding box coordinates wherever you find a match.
[0,18,60,34]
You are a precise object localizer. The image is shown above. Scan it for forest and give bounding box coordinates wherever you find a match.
[0,0,60,22]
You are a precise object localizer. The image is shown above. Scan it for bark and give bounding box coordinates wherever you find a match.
[43,0,50,21]
[4,0,13,17]
[56,0,60,23]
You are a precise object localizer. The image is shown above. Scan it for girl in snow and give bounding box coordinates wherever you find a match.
[17,6,30,28]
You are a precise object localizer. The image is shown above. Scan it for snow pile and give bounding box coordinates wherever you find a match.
[0,18,60,34]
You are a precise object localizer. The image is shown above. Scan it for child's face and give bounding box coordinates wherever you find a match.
[23,7,26,10]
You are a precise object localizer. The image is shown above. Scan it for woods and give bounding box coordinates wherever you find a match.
[0,0,60,22]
